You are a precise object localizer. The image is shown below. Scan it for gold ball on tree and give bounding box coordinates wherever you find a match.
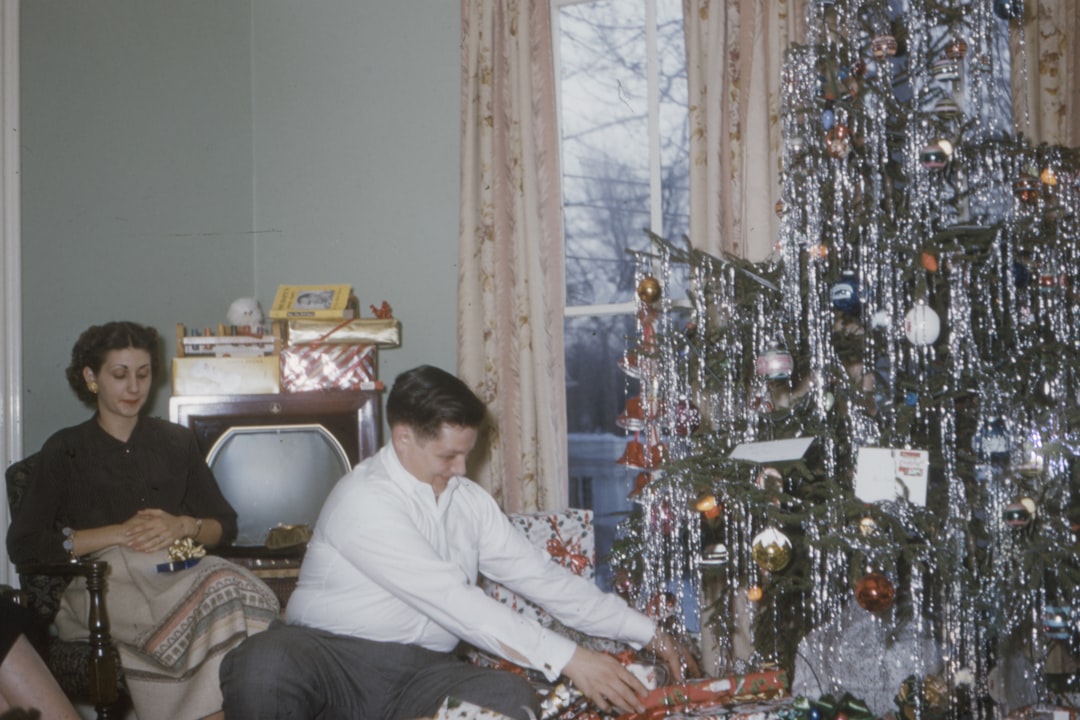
[636,275,662,304]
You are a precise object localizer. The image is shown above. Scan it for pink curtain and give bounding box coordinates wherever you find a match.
[1011,1,1080,147]
[458,0,568,513]
[683,0,806,262]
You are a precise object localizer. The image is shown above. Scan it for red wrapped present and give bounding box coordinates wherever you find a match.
[280,343,382,392]
[615,669,789,720]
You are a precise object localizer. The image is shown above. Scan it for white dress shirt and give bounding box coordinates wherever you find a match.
[286,444,656,680]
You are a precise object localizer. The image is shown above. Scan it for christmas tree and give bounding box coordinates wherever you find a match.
[608,0,1080,716]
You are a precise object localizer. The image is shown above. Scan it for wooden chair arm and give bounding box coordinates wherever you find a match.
[16,559,120,710]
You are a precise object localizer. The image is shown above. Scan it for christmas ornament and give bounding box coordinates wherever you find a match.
[751,527,792,572]
[695,494,720,519]
[1042,606,1071,641]
[700,543,730,568]
[859,515,877,536]
[616,395,646,431]
[931,58,960,82]
[636,275,662,304]
[921,252,939,272]
[826,124,852,159]
[756,341,794,380]
[775,200,784,217]
[671,398,702,436]
[933,97,962,120]
[903,302,941,346]
[628,471,652,498]
[871,35,897,59]
[1014,174,1041,204]
[1040,166,1058,186]
[1002,499,1033,528]
[854,571,896,612]
[747,585,764,602]
[944,38,969,60]
[920,142,949,169]
[830,270,861,314]
[821,107,835,130]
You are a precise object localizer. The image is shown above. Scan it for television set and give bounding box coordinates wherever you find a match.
[169,390,382,548]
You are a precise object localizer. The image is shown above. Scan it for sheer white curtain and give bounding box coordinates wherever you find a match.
[458,0,567,513]
[683,0,806,263]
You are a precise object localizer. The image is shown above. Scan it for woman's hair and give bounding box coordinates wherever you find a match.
[65,321,162,405]
[385,365,487,440]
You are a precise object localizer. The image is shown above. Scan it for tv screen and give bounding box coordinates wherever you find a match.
[206,424,351,546]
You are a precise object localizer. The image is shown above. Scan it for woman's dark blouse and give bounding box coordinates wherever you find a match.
[7,416,238,564]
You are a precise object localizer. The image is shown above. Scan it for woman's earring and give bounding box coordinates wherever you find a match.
[88,381,99,394]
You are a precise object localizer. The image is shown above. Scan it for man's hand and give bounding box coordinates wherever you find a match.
[561,646,647,715]
[645,629,701,683]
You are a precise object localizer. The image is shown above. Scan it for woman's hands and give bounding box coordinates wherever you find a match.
[121,509,188,553]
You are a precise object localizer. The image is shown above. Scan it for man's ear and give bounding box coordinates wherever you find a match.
[391,425,412,448]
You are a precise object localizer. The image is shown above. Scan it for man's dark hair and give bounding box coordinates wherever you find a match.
[65,321,162,405]
[386,365,487,440]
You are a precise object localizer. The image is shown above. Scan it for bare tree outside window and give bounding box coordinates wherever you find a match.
[555,0,689,588]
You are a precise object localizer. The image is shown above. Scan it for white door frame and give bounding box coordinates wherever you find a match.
[0,0,21,586]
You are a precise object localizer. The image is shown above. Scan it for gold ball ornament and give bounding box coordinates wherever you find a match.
[751,527,792,572]
[636,276,663,304]
[747,585,764,602]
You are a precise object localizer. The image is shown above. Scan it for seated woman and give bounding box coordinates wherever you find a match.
[0,602,80,719]
[6,321,280,720]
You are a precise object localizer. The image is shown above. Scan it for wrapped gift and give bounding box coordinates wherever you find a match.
[480,509,595,627]
[171,356,280,395]
[280,343,381,392]
[286,317,401,347]
[615,669,790,720]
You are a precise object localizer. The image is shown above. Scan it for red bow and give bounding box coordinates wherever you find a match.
[546,518,591,576]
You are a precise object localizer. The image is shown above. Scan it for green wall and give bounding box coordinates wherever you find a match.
[19,0,460,453]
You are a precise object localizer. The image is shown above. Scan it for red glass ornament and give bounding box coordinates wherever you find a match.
[855,571,896,612]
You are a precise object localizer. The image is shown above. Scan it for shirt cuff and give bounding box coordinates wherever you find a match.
[533,629,579,682]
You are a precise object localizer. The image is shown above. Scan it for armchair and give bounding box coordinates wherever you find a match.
[5,453,129,720]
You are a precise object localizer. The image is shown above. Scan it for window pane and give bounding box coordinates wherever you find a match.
[559,0,651,308]
[558,0,689,589]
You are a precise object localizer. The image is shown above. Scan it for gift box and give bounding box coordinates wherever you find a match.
[171,356,280,395]
[615,669,790,720]
[280,343,381,392]
[286,318,402,347]
[480,509,595,627]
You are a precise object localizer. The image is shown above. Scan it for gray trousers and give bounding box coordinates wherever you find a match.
[220,621,542,720]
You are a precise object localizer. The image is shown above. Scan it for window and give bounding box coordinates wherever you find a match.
[553,0,689,588]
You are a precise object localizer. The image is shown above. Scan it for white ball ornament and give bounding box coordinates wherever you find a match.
[904,302,941,346]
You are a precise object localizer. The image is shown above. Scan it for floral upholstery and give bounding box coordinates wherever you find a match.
[480,508,595,627]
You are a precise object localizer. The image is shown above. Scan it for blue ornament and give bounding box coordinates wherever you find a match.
[830,271,860,314]
[1043,606,1071,641]
[822,108,836,131]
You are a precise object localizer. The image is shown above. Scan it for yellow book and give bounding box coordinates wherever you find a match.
[268,284,358,320]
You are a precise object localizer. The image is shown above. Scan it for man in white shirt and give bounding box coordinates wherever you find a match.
[221,365,696,719]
